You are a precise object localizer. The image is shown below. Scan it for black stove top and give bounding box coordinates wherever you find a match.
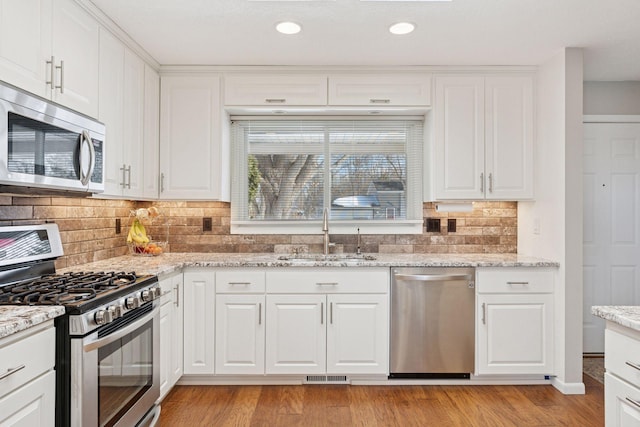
[0,271,157,314]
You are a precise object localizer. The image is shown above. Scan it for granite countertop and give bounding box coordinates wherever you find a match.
[0,306,66,340]
[59,252,559,277]
[592,306,640,332]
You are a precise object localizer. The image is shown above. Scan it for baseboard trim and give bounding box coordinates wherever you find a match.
[551,378,586,395]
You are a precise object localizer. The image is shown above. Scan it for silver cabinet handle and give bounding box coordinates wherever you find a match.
[321,302,324,324]
[480,172,484,193]
[57,60,64,93]
[265,98,286,103]
[79,130,95,186]
[330,302,333,324]
[626,397,640,410]
[394,274,473,282]
[369,99,391,104]
[174,285,179,307]
[258,303,262,325]
[0,364,25,381]
[228,282,251,286]
[481,303,486,325]
[46,56,55,89]
[316,282,339,286]
[126,165,132,189]
[160,173,165,192]
[626,361,640,372]
[488,172,493,193]
[507,281,530,286]
[120,164,127,188]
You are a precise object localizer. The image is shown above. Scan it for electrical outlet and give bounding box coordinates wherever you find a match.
[115,218,121,234]
[447,218,456,233]
[425,218,441,233]
[203,217,212,232]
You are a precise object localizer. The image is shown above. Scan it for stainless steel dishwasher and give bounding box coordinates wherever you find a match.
[389,267,475,379]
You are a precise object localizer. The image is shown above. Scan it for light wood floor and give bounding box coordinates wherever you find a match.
[158,375,604,426]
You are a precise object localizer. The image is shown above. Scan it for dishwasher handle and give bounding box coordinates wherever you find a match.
[394,273,473,282]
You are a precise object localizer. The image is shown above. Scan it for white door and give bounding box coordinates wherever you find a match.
[583,122,640,352]
[265,294,326,374]
[326,294,388,375]
[215,294,265,374]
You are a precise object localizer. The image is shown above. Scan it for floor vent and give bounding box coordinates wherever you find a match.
[304,375,349,384]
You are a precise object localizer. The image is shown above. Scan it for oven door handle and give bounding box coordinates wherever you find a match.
[83,306,157,352]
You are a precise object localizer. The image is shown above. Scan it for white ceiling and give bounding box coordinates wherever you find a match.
[89,0,640,81]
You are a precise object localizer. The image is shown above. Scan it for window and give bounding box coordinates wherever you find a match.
[231,118,424,234]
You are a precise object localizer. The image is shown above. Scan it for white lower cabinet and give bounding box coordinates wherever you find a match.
[604,325,640,426]
[158,272,183,400]
[215,294,265,374]
[0,324,56,427]
[183,270,215,375]
[476,268,554,376]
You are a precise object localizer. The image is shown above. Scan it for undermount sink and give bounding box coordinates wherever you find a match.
[277,254,376,262]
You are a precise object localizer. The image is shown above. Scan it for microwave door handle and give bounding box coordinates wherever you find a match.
[79,130,95,186]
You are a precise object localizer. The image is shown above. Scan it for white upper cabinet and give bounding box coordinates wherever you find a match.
[0,0,52,97]
[224,74,327,106]
[0,0,99,117]
[51,0,99,117]
[434,74,534,200]
[328,74,432,106]
[160,74,228,200]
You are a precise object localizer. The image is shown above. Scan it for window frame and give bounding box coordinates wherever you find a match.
[230,116,425,235]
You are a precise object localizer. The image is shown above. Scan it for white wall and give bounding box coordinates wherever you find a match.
[584,81,640,115]
[518,47,585,394]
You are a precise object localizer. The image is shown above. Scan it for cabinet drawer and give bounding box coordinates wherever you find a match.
[476,268,554,293]
[266,268,388,294]
[216,269,266,293]
[605,372,640,426]
[224,74,327,106]
[328,74,432,106]
[606,328,640,386]
[0,326,55,399]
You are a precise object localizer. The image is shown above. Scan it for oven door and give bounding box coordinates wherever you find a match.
[71,303,160,427]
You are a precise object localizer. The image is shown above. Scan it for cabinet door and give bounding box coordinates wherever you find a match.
[477,293,553,375]
[159,299,172,399]
[224,74,327,106]
[122,48,145,198]
[98,28,125,196]
[328,74,431,106]
[215,294,265,374]
[170,274,184,386]
[142,64,160,199]
[265,294,326,374]
[183,270,215,374]
[434,75,485,200]
[327,294,388,375]
[160,75,225,200]
[0,370,55,427]
[0,0,51,98]
[605,372,640,427]
[484,76,534,199]
[51,0,99,117]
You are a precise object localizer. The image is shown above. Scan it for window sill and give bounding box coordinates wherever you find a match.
[231,220,424,235]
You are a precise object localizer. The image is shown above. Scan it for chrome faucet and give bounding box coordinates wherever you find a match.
[322,207,330,255]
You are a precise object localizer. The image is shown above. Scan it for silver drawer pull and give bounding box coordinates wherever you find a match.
[626,397,640,410]
[626,361,640,372]
[228,282,251,285]
[316,282,338,286]
[0,364,25,381]
[507,281,530,286]
[265,98,286,103]
[369,99,390,104]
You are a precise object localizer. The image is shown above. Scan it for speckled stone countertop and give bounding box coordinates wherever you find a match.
[592,306,640,332]
[0,306,66,340]
[59,252,559,277]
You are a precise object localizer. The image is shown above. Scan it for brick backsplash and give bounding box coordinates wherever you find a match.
[0,197,517,269]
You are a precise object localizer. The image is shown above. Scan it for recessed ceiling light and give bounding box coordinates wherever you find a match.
[389,22,415,35]
[276,21,302,35]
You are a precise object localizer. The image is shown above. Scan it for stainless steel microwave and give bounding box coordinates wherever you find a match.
[0,81,104,195]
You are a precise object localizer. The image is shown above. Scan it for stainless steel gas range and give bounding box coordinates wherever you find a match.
[0,224,161,427]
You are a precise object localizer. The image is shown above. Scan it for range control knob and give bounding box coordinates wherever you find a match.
[150,287,160,300]
[125,296,140,309]
[108,304,123,319]
[141,289,153,303]
[95,309,113,325]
